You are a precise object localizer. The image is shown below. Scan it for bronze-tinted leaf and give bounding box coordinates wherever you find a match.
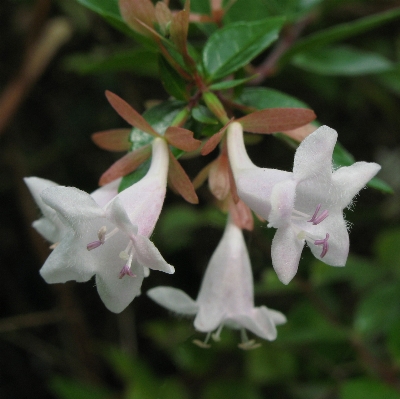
[229,199,254,231]
[200,120,232,155]
[91,129,131,152]
[237,108,316,134]
[119,0,156,37]
[170,9,189,57]
[168,151,199,204]
[105,91,159,137]
[99,144,152,186]
[164,126,201,151]
[155,1,172,35]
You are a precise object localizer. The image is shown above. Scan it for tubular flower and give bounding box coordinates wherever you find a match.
[24,176,121,244]
[37,138,174,313]
[147,218,286,349]
[227,122,381,284]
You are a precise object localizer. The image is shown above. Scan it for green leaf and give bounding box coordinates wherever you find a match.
[236,87,309,109]
[368,177,394,194]
[292,45,394,76]
[192,105,219,124]
[49,376,111,399]
[374,228,400,268]
[209,76,257,90]
[282,7,400,63]
[159,56,189,101]
[63,48,158,76]
[202,17,285,81]
[341,378,400,399]
[75,0,155,48]
[354,282,400,335]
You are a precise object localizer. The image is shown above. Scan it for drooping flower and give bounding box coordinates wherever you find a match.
[147,217,286,349]
[24,176,121,244]
[37,137,174,313]
[227,122,381,284]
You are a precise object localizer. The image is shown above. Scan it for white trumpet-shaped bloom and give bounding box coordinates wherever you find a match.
[148,218,286,348]
[24,176,121,244]
[227,122,381,285]
[35,138,174,313]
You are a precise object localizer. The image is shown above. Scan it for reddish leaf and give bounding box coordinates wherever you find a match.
[237,108,316,134]
[170,9,189,57]
[200,119,233,155]
[164,127,201,151]
[209,151,230,201]
[282,123,317,142]
[192,161,213,190]
[119,0,156,37]
[99,144,152,186]
[91,129,131,152]
[105,91,159,137]
[227,160,240,203]
[168,151,198,204]
[155,1,172,35]
[229,199,254,231]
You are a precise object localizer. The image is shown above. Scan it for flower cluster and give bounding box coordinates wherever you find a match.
[25,89,380,348]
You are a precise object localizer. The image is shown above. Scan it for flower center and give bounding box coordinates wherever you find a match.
[86,226,136,279]
[291,204,330,258]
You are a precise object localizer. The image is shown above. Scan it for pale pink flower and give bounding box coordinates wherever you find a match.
[227,122,381,284]
[148,218,286,349]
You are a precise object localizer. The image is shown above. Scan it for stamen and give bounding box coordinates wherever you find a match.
[119,252,136,279]
[87,226,107,251]
[237,328,261,350]
[307,204,329,225]
[87,240,103,251]
[314,233,329,258]
[193,332,211,348]
[211,324,224,342]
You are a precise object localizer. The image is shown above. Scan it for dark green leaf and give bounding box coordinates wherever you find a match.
[119,158,151,192]
[63,48,158,76]
[368,177,394,194]
[341,378,400,399]
[237,87,309,109]
[292,46,394,76]
[374,228,400,267]
[209,76,257,90]
[202,17,285,81]
[192,106,219,124]
[282,7,400,63]
[354,282,400,335]
[159,56,189,100]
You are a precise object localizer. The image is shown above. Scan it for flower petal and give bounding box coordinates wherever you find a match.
[40,234,96,283]
[271,226,304,284]
[133,235,175,274]
[91,178,121,207]
[24,177,66,242]
[233,306,278,340]
[96,260,145,313]
[306,210,349,266]
[332,161,381,207]
[293,125,337,182]
[147,287,199,315]
[105,197,138,237]
[268,178,297,228]
[40,187,105,235]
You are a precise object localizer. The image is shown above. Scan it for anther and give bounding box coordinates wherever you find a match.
[87,226,107,251]
[308,204,329,225]
[118,265,136,279]
[314,233,329,258]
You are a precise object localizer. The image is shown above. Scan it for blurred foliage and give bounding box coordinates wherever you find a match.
[2,0,400,398]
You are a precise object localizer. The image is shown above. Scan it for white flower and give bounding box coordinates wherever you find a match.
[37,138,174,313]
[227,122,381,284]
[24,176,121,244]
[147,218,286,349]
